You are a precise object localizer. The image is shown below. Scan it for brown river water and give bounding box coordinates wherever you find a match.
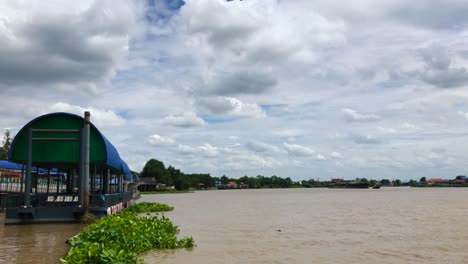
[1,187,468,263]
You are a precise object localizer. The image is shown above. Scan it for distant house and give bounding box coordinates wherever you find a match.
[137,177,166,192]
[426,178,444,184]
[331,178,342,183]
[228,181,238,188]
[455,175,468,184]
[218,181,238,190]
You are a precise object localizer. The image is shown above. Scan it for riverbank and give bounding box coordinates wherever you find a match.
[412,184,468,188]
[140,190,194,195]
[61,202,194,264]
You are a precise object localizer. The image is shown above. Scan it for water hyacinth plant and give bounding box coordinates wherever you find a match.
[61,203,194,264]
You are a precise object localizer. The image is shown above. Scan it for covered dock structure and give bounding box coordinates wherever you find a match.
[3,112,136,224]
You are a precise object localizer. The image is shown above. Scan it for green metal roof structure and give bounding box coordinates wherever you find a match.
[9,112,125,171]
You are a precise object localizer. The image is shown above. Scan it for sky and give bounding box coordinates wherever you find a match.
[1,0,468,181]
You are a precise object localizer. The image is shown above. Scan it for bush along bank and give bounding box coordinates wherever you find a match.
[61,203,194,264]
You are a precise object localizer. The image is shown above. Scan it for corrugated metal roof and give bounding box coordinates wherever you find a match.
[0,160,23,170]
[120,159,132,181]
[8,112,131,173]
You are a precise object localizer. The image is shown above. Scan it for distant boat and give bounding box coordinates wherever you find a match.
[372,185,381,189]
[328,182,369,189]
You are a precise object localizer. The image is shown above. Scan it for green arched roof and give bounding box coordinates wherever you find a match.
[8,112,124,170]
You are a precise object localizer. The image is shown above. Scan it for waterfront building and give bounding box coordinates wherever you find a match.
[2,112,137,224]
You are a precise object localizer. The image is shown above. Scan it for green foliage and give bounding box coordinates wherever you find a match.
[81,213,98,225]
[420,177,426,183]
[61,203,194,264]
[0,130,12,160]
[141,159,172,186]
[125,202,174,214]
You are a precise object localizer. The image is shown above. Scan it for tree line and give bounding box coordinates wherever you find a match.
[139,158,297,190]
[138,158,431,190]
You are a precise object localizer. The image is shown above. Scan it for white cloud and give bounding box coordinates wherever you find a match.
[177,144,196,154]
[316,154,327,161]
[273,129,305,138]
[246,141,285,154]
[196,96,265,118]
[148,134,174,146]
[199,143,219,157]
[163,112,206,128]
[0,0,142,93]
[411,45,468,88]
[342,108,381,122]
[50,102,125,127]
[3,0,468,181]
[377,126,397,134]
[284,143,315,156]
[351,134,383,145]
[179,0,346,97]
[177,143,218,157]
[331,152,343,159]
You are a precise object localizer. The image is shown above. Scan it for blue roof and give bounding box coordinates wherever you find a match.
[99,133,122,171]
[121,159,132,181]
[0,160,48,173]
[0,160,23,170]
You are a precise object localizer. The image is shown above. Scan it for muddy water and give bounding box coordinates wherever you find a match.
[0,215,83,264]
[142,188,468,264]
[2,188,468,264]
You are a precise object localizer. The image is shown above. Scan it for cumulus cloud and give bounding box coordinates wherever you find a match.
[177,143,219,157]
[284,143,315,156]
[0,0,141,92]
[273,129,305,138]
[246,141,285,154]
[207,70,277,96]
[351,134,383,145]
[3,0,468,180]
[177,144,196,154]
[196,96,265,118]
[163,112,206,128]
[413,45,468,88]
[386,1,468,30]
[331,152,343,159]
[50,102,125,127]
[342,108,381,122]
[377,126,397,134]
[148,134,175,146]
[180,0,346,96]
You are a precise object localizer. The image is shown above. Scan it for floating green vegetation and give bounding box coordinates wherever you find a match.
[125,202,174,214]
[61,203,194,264]
[80,212,98,225]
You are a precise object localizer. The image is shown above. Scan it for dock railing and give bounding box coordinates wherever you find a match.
[1,191,133,211]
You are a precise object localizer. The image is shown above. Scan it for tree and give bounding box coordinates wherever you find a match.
[0,130,12,160]
[420,177,426,183]
[168,165,189,190]
[140,159,172,186]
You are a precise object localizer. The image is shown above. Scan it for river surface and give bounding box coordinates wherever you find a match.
[142,188,468,264]
[0,217,83,264]
[1,187,468,263]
